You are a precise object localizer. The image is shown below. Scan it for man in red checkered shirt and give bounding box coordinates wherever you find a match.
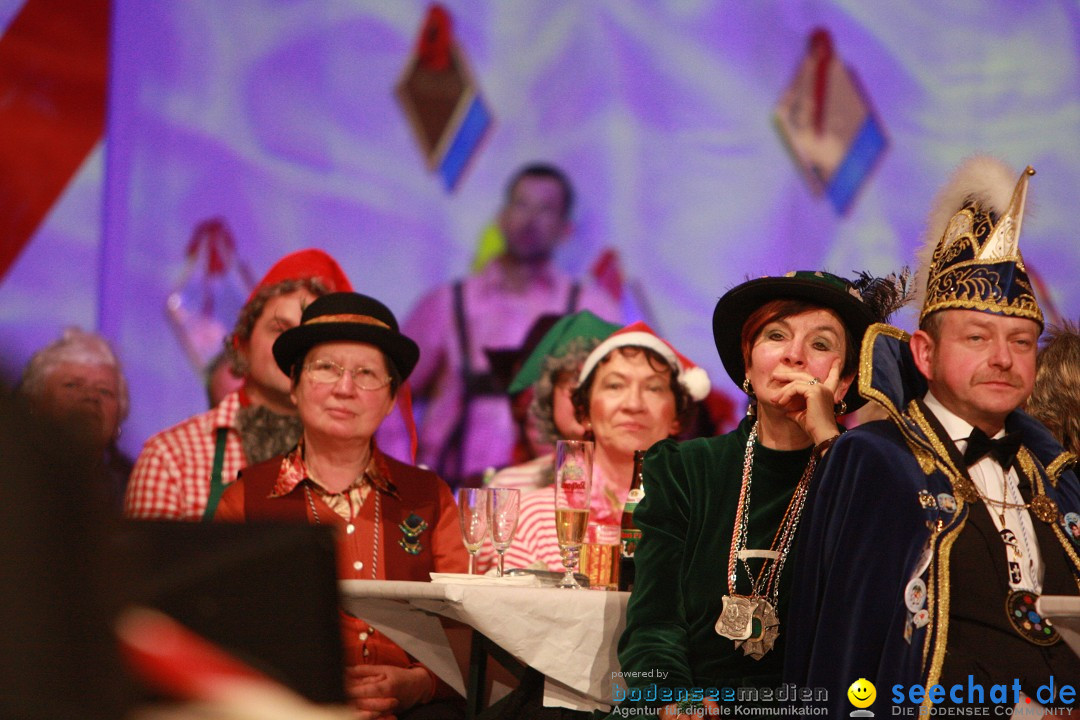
[124,249,353,520]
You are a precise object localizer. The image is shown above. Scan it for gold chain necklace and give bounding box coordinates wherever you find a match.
[304,482,380,580]
[715,421,817,660]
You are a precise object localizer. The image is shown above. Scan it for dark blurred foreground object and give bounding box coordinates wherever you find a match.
[0,389,350,718]
[111,521,347,705]
[0,392,135,719]
[117,607,353,720]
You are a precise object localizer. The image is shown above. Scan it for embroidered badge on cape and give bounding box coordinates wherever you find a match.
[1062,512,1080,546]
[398,513,429,555]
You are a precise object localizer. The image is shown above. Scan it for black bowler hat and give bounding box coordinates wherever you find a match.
[273,292,420,381]
[712,271,883,411]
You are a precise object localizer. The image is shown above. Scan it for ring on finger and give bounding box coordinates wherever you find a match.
[807,378,820,386]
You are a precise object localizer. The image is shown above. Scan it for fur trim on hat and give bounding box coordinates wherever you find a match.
[914,155,1022,313]
[578,325,711,402]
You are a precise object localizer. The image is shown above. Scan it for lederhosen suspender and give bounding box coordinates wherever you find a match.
[435,279,581,485]
[201,427,230,521]
[566,282,581,315]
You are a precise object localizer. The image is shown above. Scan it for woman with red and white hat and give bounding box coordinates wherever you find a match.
[504,321,710,573]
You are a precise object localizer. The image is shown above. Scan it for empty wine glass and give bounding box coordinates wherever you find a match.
[457,488,489,575]
[554,440,594,589]
[489,488,520,577]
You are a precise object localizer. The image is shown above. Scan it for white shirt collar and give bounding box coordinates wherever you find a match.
[922,396,1041,593]
[922,391,1006,447]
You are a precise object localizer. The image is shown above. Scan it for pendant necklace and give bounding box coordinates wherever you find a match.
[965,456,1060,646]
[715,421,817,660]
[1001,471,1059,646]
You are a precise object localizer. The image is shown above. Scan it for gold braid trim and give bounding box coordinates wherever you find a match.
[896,395,969,709]
[907,402,969,491]
[920,526,940,668]
[922,513,964,715]
[857,323,910,425]
[921,297,1043,324]
[1011,450,1060,523]
[1045,452,1077,488]
[1017,449,1039,493]
[854,325,946,473]
[1029,455,1080,589]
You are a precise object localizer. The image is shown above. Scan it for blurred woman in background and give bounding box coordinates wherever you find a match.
[18,327,132,511]
[503,321,708,571]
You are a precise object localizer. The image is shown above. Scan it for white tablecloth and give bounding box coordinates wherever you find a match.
[339,580,629,711]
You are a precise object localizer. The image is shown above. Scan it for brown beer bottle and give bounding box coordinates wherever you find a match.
[619,450,646,592]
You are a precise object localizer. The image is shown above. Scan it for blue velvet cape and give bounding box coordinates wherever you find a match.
[784,324,1080,716]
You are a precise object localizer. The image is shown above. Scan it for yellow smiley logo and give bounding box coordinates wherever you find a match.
[847,678,876,709]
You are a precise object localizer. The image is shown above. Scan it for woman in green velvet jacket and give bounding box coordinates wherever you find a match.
[615,271,887,715]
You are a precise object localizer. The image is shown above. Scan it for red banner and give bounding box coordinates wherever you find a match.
[0,0,109,280]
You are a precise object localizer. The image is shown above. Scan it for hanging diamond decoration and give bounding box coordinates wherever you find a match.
[395,3,492,191]
[775,28,887,214]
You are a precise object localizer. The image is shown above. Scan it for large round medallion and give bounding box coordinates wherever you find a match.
[1005,590,1060,646]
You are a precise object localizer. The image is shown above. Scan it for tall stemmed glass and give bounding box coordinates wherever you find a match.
[457,488,489,575]
[489,488,521,577]
[554,440,594,589]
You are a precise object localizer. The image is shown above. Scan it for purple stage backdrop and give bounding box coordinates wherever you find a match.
[1,1,1078,460]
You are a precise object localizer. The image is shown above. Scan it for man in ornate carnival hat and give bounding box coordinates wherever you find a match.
[125,249,353,520]
[786,157,1080,714]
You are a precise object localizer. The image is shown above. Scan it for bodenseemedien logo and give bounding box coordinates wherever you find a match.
[848,678,876,717]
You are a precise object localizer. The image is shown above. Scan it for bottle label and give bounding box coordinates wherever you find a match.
[621,528,642,557]
[626,488,644,504]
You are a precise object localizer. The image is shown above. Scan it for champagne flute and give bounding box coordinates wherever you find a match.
[457,488,489,575]
[489,488,520,577]
[554,440,594,589]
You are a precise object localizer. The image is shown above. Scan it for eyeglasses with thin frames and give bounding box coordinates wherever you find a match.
[303,358,391,390]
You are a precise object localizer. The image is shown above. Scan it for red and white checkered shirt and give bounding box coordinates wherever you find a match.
[124,391,247,520]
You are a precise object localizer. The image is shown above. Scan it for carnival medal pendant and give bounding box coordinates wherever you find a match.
[1006,590,1060,646]
[715,595,755,640]
[733,598,780,660]
[398,513,428,555]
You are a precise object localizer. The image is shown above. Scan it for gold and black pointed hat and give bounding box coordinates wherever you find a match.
[917,156,1043,328]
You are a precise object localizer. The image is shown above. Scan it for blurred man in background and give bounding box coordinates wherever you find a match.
[381,163,620,487]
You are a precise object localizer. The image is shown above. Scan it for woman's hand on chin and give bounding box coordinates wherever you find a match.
[769,358,843,445]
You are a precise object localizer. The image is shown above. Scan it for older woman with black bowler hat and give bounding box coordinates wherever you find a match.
[215,291,468,720]
[613,271,908,717]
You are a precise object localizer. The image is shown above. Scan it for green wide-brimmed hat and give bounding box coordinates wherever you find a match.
[507,311,620,395]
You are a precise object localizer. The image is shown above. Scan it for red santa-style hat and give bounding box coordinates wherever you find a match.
[577,321,710,401]
[246,248,353,304]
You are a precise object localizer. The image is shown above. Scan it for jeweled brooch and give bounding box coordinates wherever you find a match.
[398,513,428,555]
